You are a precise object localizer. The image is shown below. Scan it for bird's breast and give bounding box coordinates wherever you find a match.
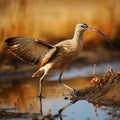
[50,43,81,70]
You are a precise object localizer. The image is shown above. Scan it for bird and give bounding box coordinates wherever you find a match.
[5,23,113,98]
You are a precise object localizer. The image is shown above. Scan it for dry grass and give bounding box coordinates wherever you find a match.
[0,0,120,54]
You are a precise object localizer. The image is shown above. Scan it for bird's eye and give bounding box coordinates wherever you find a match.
[81,25,84,28]
[81,24,87,28]
[80,24,88,28]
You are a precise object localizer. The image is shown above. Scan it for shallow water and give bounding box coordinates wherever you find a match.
[49,61,120,80]
[0,75,120,120]
[0,59,120,119]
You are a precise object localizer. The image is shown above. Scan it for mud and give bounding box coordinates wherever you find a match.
[0,111,60,120]
[70,69,120,107]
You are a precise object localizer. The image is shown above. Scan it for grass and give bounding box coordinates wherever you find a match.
[0,0,120,62]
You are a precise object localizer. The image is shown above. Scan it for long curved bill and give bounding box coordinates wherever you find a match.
[87,27,113,48]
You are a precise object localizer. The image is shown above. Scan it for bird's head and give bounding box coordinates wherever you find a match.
[75,23,88,32]
[75,23,113,48]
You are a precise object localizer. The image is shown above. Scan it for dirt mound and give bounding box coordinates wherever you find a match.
[70,69,120,107]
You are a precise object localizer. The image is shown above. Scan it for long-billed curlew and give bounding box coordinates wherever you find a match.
[5,23,113,98]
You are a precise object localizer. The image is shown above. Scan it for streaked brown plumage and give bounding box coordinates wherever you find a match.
[5,23,113,99]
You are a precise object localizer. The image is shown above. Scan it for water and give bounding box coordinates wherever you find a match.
[41,98,109,120]
[49,61,120,80]
[0,75,119,120]
[0,61,120,119]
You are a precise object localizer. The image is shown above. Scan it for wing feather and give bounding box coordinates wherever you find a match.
[40,47,58,67]
[5,37,54,65]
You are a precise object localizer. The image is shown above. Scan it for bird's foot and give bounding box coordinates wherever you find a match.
[72,89,80,96]
[63,89,80,99]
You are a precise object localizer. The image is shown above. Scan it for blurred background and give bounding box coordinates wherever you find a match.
[0,1,120,118]
[0,0,120,71]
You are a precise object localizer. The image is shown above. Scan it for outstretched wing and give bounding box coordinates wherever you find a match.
[5,37,54,65]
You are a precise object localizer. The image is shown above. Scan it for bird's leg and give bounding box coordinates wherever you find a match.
[58,72,79,96]
[37,63,52,97]
[38,73,46,114]
[38,73,46,115]
[58,72,74,91]
[39,74,46,98]
[38,63,52,114]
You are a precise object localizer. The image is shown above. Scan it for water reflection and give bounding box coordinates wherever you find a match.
[0,77,120,119]
[0,77,90,113]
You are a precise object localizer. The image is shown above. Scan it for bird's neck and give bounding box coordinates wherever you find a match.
[73,30,84,42]
[73,30,84,50]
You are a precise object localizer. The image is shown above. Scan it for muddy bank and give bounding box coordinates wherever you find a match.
[0,111,60,120]
[70,70,120,107]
